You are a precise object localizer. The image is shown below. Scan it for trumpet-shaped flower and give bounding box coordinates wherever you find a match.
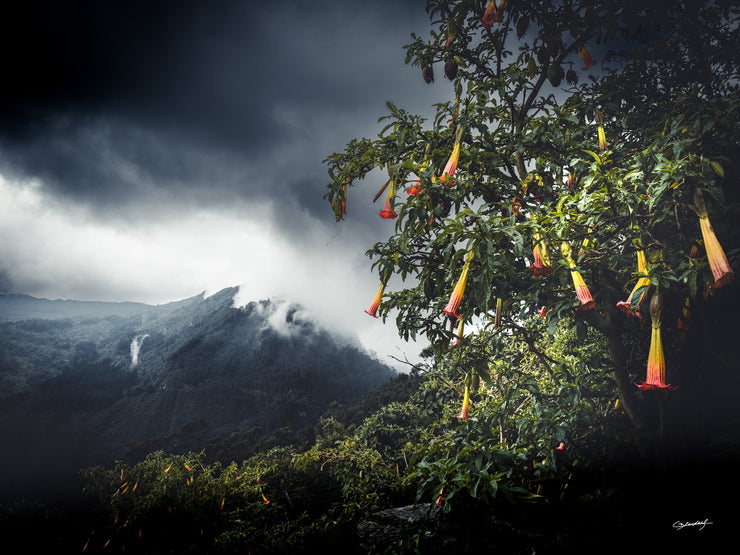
[482,0,505,27]
[495,297,503,328]
[562,242,596,310]
[694,188,733,288]
[616,250,650,318]
[436,141,461,185]
[531,220,553,276]
[407,176,424,195]
[598,124,607,152]
[699,217,734,288]
[443,252,473,319]
[636,292,676,391]
[379,179,398,219]
[456,384,470,419]
[594,108,607,151]
[581,46,595,70]
[537,306,547,317]
[365,283,385,318]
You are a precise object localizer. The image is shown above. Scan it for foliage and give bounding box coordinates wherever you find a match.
[325,0,740,458]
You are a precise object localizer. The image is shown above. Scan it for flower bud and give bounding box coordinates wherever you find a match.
[422,64,434,84]
[444,58,458,80]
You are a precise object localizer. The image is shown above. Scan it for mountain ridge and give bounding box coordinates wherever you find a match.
[0,287,395,503]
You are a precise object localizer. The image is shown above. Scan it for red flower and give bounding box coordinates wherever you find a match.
[636,291,676,391]
[537,306,547,317]
[365,283,385,318]
[262,493,270,505]
[556,442,565,451]
[580,46,595,70]
[443,253,473,319]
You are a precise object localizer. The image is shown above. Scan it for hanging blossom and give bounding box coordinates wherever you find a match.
[407,175,424,196]
[365,282,385,318]
[530,215,553,276]
[494,297,503,328]
[481,0,505,28]
[379,176,398,219]
[443,250,474,319]
[580,46,595,70]
[561,241,596,310]
[636,291,677,391]
[408,145,432,195]
[616,249,651,318]
[694,188,734,289]
[436,127,463,186]
[456,383,470,420]
[595,108,607,152]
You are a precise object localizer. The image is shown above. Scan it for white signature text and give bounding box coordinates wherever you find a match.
[672,519,713,531]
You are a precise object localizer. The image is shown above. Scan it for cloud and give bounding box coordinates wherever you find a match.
[0,1,448,371]
[0,174,420,369]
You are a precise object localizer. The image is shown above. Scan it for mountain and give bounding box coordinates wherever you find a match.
[0,288,395,503]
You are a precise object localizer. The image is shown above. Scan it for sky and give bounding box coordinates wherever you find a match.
[0,0,454,368]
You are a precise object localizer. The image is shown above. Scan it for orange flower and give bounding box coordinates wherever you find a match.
[581,46,595,70]
[379,178,398,219]
[456,383,470,419]
[636,291,676,391]
[365,282,385,318]
[531,217,553,276]
[693,189,733,288]
[407,177,424,195]
[481,0,497,28]
[443,253,473,319]
[436,141,461,186]
[616,250,650,318]
[482,0,505,27]
[699,216,734,288]
[562,242,596,310]
[532,239,552,275]
[262,493,270,505]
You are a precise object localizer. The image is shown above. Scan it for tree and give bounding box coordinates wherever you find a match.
[325,0,740,471]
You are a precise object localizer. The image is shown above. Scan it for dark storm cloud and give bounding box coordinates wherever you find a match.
[0,0,434,220]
